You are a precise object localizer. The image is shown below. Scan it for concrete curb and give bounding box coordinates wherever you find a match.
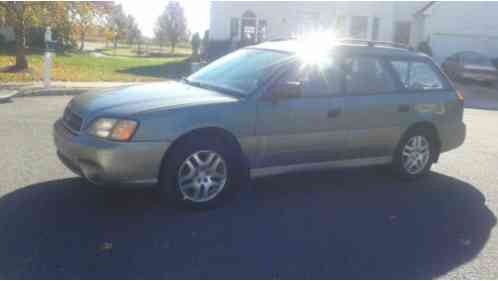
[0,90,19,102]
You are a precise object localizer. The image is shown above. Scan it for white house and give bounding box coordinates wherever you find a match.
[208,1,498,63]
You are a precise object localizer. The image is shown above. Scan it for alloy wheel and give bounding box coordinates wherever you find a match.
[401,135,431,175]
[177,150,228,202]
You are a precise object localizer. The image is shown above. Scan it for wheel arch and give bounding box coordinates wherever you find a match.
[158,126,249,180]
[399,121,442,162]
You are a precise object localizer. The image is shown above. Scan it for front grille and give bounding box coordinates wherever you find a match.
[63,107,83,132]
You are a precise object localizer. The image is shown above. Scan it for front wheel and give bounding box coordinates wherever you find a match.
[393,129,436,180]
[158,136,246,209]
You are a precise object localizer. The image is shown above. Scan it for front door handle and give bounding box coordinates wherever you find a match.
[328,108,341,118]
[398,104,410,113]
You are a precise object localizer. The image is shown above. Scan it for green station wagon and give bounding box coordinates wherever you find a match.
[54,39,466,208]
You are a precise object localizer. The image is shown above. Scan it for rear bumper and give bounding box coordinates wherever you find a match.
[53,119,170,187]
[461,72,497,82]
[440,122,466,153]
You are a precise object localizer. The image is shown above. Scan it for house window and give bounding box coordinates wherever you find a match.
[241,10,257,46]
[230,18,239,38]
[394,21,411,45]
[372,17,380,41]
[298,11,320,34]
[335,15,346,35]
[257,20,267,42]
[350,16,368,39]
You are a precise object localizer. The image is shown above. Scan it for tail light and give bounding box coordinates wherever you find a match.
[456,89,465,103]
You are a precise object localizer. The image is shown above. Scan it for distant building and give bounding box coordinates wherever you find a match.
[419,2,498,63]
[208,1,498,63]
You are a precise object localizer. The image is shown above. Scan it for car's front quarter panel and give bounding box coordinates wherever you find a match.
[132,99,259,164]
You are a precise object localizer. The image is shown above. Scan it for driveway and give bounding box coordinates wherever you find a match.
[0,95,497,279]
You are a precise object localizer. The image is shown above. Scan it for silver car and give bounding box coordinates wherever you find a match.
[54,39,466,208]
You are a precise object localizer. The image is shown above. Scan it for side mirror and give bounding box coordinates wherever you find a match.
[271,81,302,101]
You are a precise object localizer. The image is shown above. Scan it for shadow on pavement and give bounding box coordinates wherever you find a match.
[0,169,495,279]
[117,59,191,80]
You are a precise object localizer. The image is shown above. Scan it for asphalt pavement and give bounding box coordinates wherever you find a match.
[0,95,497,279]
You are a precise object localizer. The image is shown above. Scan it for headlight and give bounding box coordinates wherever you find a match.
[86,118,138,141]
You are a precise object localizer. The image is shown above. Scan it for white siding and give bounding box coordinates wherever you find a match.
[426,2,498,63]
[209,1,498,62]
[210,1,399,42]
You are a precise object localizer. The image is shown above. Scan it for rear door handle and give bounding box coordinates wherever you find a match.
[328,108,341,118]
[398,104,410,113]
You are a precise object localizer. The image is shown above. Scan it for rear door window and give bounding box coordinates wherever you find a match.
[390,60,445,90]
[342,56,396,95]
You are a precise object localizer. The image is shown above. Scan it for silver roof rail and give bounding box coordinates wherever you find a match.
[338,39,413,51]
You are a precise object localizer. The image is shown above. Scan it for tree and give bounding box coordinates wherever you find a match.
[0,2,49,70]
[155,1,187,53]
[154,24,167,52]
[201,30,209,60]
[126,15,141,46]
[0,2,111,69]
[191,32,201,60]
[69,2,109,51]
[106,4,128,49]
[417,39,433,57]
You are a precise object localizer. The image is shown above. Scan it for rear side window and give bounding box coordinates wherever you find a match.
[342,56,396,95]
[391,60,445,90]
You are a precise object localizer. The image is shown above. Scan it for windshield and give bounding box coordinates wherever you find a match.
[187,49,291,96]
[462,52,493,66]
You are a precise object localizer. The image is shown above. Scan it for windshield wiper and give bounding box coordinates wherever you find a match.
[183,79,245,98]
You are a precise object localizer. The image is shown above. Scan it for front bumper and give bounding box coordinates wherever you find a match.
[53,119,170,187]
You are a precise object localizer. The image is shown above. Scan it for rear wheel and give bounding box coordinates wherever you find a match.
[393,129,436,180]
[158,135,246,209]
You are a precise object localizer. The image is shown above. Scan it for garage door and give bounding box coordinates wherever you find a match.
[431,33,498,65]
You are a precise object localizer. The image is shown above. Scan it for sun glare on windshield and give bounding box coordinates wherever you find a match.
[295,31,337,67]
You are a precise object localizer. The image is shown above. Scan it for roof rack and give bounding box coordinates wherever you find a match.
[266,36,297,42]
[262,37,415,52]
[338,39,414,51]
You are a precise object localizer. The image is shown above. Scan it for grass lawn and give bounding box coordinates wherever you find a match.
[0,50,191,82]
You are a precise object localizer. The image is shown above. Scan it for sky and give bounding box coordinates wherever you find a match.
[115,0,211,38]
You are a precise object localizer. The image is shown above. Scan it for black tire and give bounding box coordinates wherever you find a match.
[158,134,247,209]
[392,128,437,180]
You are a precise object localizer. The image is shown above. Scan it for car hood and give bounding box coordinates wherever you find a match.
[69,81,239,117]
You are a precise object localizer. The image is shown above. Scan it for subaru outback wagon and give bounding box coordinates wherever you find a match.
[54,39,466,208]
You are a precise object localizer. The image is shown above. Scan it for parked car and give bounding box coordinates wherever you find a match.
[54,39,466,208]
[442,51,498,84]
